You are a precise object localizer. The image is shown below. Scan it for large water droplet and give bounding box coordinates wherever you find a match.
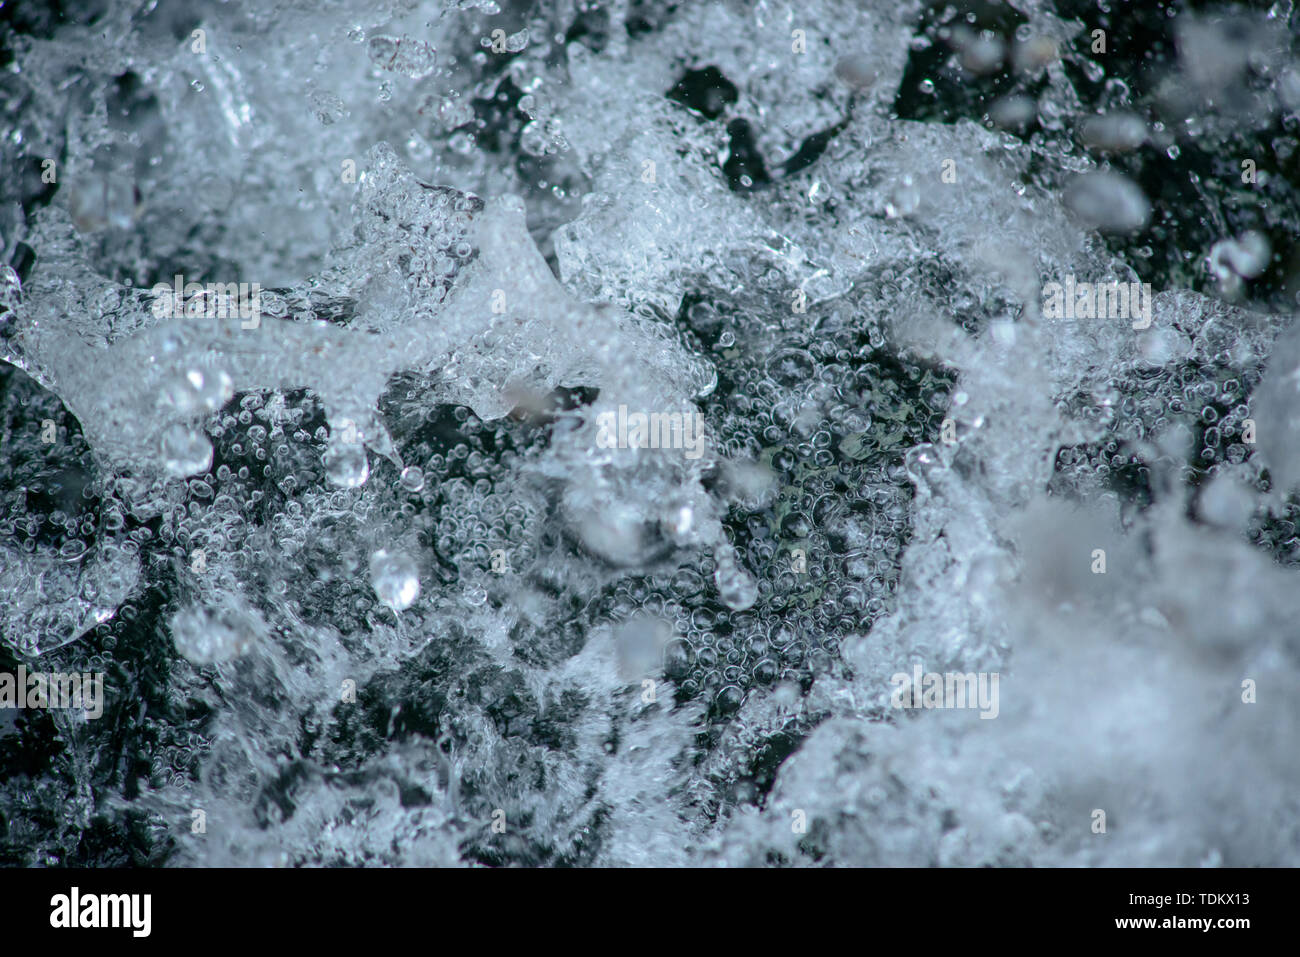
[715,547,757,610]
[170,603,255,665]
[161,366,234,415]
[1064,170,1150,233]
[160,424,213,476]
[370,549,419,611]
[323,443,369,487]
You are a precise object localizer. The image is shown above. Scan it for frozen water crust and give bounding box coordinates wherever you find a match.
[0,0,1298,866]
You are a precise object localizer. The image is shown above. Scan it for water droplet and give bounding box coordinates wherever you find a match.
[160,424,213,477]
[715,547,757,611]
[1064,170,1150,233]
[323,443,369,487]
[170,603,256,665]
[369,549,419,611]
[161,366,233,414]
[886,175,920,218]
[367,34,438,79]
[662,502,694,543]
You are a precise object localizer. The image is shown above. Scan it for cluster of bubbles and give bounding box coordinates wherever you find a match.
[584,284,954,724]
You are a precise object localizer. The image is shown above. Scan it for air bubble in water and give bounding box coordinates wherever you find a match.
[399,466,425,492]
